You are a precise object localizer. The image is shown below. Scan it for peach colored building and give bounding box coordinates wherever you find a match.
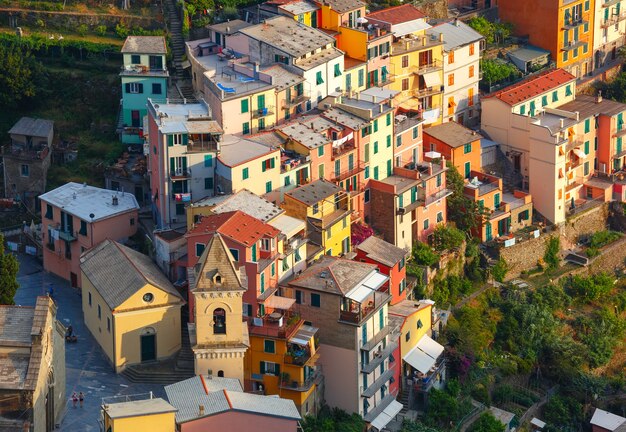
[165,375,301,432]
[423,121,482,179]
[40,182,139,288]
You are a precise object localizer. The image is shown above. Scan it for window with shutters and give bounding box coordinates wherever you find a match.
[402,78,409,91]
[173,134,183,145]
[241,99,249,113]
[265,181,272,193]
[264,340,275,354]
[402,55,409,68]
[469,43,475,56]
[448,74,454,86]
[204,154,213,167]
[311,293,321,307]
[469,65,474,78]
[242,122,250,135]
[334,63,342,77]
[128,82,142,94]
[261,157,275,171]
[261,361,279,375]
[316,71,324,85]
[448,50,455,64]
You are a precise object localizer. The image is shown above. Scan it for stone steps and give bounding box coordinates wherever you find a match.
[121,365,193,384]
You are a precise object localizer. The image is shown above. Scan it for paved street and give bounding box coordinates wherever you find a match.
[14,254,166,431]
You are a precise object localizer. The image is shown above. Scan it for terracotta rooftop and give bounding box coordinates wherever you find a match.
[356,235,408,268]
[487,68,576,106]
[188,210,281,247]
[366,4,426,24]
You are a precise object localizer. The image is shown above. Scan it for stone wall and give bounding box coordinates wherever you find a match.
[415,0,449,19]
[498,203,611,277]
[0,8,163,33]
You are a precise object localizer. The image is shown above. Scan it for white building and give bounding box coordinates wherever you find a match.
[592,0,626,72]
[428,20,484,127]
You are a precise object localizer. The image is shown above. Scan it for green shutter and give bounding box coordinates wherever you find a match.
[585,119,590,133]
[182,134,188,145]
[168,135,174,146]
[270,157,275,168]
[170,158,175,173]
[262,161,266,172]
[260,361,266,374]
[386,113,391,126]
[182,157,187,171]
[374,119,378,133]
[241,99,249,113]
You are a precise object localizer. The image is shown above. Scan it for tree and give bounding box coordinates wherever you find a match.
[432,225,465,252]
[543,236,560,270]
[468,412,505,432]
[446,163,489,235]
[0,234,19,305]
[412,242,439,267]
[491,258,508,283]
[0,42,41,107]
[481,59,519,86]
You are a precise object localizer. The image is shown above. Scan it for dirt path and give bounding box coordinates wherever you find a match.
[0,6,156,20]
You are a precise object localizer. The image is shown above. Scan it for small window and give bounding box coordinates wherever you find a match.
[265,181,272,193]
[130,218,135,226]
[213,308,226,334]
[196,243,205,257]
[229,248,239,261]
[131,54,140,64]
[242,167,249,180]
[79,220,87,236]
[88,292,92,306]
[464,143,472,154]
[311,293,321,307]
[20,165,29,177]
[313,203,319,214]
[107,317,111,332]
[143,292,154,303]
[264,339,275,353]
[152,83,162,95]
[405,331,410,342]
[242,122,250,135]
[316,71,324,85]
[241,99,249,113]
[436,212,443,223]
[204,178,214,190]
[98,305,101,319]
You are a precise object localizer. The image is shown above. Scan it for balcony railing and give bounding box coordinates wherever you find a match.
[244,315,301,339]
[170,169,191,180]
[361,339,399,374]
[361,366,396,398]
[120,65,168,76]
[187,139,220,153]
[330,161,365,182]
[562,18,588,30]
[279,366,323,392]
[58,230,77,242]
[409,60,443,75]
[562,39,587,51]
[252,106,275,119]
[332,140,357,159]
[424,187,452,206]
[282,92,311,109]
[361,323,390,351]
[2,145,50,160]
[411,357,446,393]
[412,86,444,98]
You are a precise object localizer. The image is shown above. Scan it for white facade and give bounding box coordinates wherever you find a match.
[593,0,626,71]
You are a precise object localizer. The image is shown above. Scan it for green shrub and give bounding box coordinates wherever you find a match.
[412,242,439,267]
[544,236,560,270]
[589,230,622,249]
[115,23,130,39]
[565,272,614,302]
[432,225,465,252]
[491,258,508,283]
[586,247,599,257]
[77,24,89,37]
[95,25,108,36]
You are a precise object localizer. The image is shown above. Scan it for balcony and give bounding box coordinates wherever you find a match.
[361,366,396,398]
[186,137,220,153]
[562,39,588,51]
[601,12,626,27]
[363,391,400,423]
[281,151,309,173]
[424,187,452,206]
[252,106,275,119]
[604,0,620,7]
[170,169,191,180]
[409,60,443,75]
[120,65,168,76]
[244,313,301,339]
[562,18,588,30]
[361,325,391,351]
[330,160,365,182]
[332,140,357,159]
[2,144,50,160]
[412,86,444,98]
[339,291,390,325]
[282,92,311,109]
[411,357,446,393]
[361,339,399,374]
[279,366,323,392]
[58,230,76,242]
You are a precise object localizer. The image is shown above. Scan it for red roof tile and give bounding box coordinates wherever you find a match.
[487,68,576,106]
[188,210,280,247]
[366,5,426,24]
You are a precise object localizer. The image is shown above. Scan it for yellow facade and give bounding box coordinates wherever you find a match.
[82,276,183,373]
[389,33,444,124]
[103,404,176,432]
[344,62,368,93]
[557,0,593,71]
[291,11,316,27]
[244,323,319,416]
[219,148,281,197]
[338,27,368,60]
[397,304,433,358]
[367,112,396,182]
[282,186,352,256]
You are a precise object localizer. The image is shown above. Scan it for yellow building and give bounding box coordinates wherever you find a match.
[282,179,352,256]
[80,240,185,373]
[277,1,320,28]
[344,58,368,94]
[189,233,249,383]
[102,397,177,432]
[245,320,322,417]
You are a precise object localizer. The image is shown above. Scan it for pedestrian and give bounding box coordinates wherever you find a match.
[79,392,84,408]
[71,392,78,408]
[67,325,73,337]
[48,284,54,298]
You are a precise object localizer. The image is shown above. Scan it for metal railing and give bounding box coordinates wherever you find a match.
[252,106,275,119]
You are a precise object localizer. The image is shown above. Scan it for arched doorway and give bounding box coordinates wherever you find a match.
[140,327,157,362]
[45,369,55,432]
[218,370,224,377]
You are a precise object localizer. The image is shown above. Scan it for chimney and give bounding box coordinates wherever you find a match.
[559,118,565,128]
[406,40,410,50]
[422,37,426,47]
[199,405,205,416]
[454,18,460,27]
[596,90,603,104]
[112,196,119,206]
[372,95,377,103]
[311,122,315,130]
[428,162,433,175]
[72,192,76,200]
[253,62,260,80]
[439,33,444,42]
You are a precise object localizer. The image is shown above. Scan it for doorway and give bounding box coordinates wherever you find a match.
[141,329,157,362]
[513,154,521,172]
[70,272,78,288]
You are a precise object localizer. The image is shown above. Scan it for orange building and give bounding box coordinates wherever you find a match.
[422,121,482,178]
[498,0,594,79]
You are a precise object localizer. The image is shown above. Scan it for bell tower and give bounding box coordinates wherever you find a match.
[191,233,248,383]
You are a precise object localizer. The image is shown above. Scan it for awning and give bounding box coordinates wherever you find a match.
[289,324,318,347]
[362,272,388,290]
[263,295,296,310]
[417,335,444,359]
[370,400,403,431]
[423,71,442,88]
[425,151,441,159]
[346,284,374,303]
[403,344,436,374]
[573,148,586,159]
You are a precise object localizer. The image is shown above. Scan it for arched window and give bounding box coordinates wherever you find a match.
[213,308,226,334]
[218,370,224,377]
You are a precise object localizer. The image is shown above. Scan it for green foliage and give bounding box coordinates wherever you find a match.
[221,5,240,20]
[544,236,561,270]
[424,387,459,427]
[432,275,473,306]
[412,242,439,267]
[0,234,19,305]
[95,25,108,36]
[115,23,130,39]
[491,258,508,283]
[468,412,505,432]
[467,17,513,45]
[596,72,626,103]
[446,305,497,358]
[564,272,614,302]
[0,42,42,106]
[480,59,519,85]
[572,308,625,368]
[492,384,539,407]
[530,284,570,312]
[400,420,443,432]
[432,225,465,252]
[77,24,89,36]
[542,395,583,430]
[589,230,622,248]
[301,406,365,432]
[181,4,191,36]
[446,163,489,235]
[586,247,599,257]
[0,32,119,55]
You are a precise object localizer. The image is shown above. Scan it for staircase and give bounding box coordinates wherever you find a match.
[398,388,411,415]
[164,0,185,80]
[121,361,193,384]
[175,322,195,372]
[483,146,524,193]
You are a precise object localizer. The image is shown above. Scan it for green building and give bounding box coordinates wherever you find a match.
[120,36,169,145]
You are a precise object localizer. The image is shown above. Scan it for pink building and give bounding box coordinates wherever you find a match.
[164,375,301,432]
[40,182,139,288]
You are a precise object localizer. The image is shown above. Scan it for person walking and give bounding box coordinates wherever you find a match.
[71,392,78,408]
[79,392,84,408]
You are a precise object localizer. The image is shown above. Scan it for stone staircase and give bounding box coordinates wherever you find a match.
[121,361,193,384]
[398,388,411,415]
[483,146,524,193]
[164,0,185,80]
[175,322,195,372]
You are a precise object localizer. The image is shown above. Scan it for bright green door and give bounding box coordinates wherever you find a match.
[485,223,492,241]
[257,94,265,109]
[464,161,471,179]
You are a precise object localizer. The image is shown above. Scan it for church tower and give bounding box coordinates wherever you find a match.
[190,233,248,383]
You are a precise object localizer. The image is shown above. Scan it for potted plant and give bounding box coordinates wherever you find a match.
[281,372,290,385]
